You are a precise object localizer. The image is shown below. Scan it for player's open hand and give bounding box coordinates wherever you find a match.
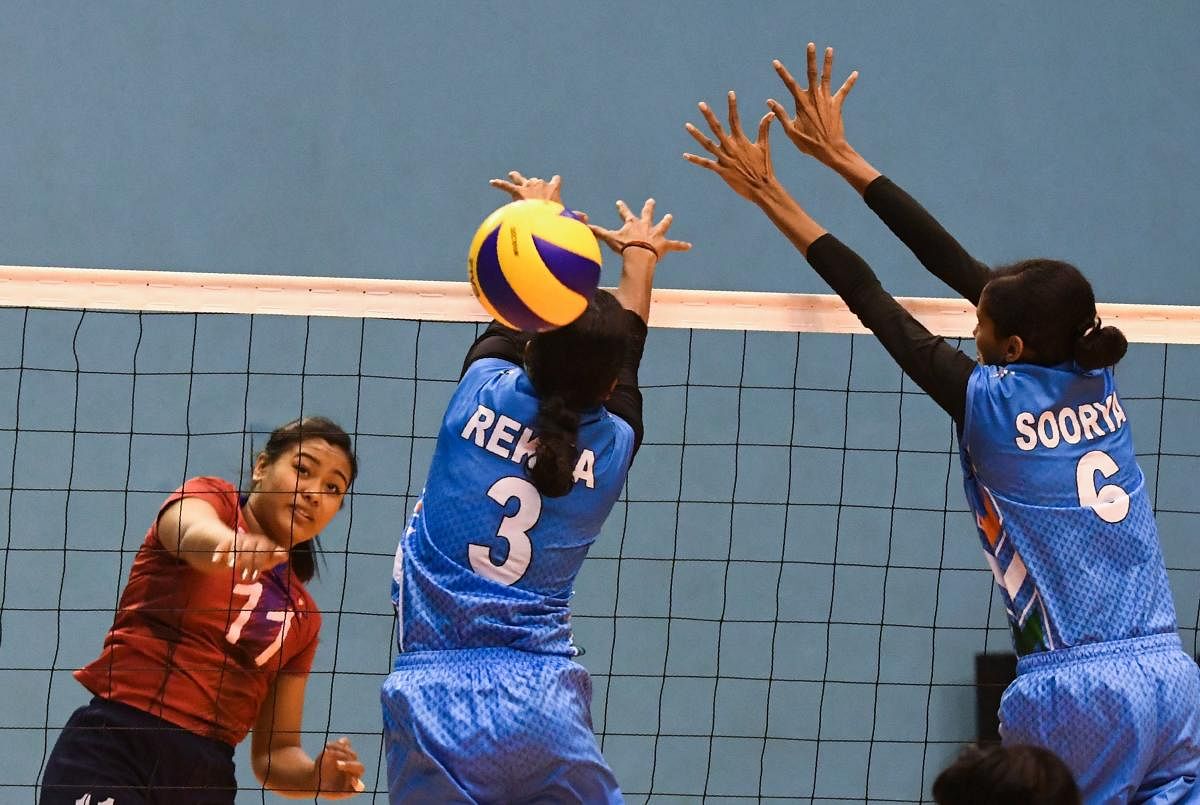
[314,736,366,799]
[683,91,778,205]
[489,171,563,204]
[210,531,289,583]
[589,198,691,263]
[767,43,859,167]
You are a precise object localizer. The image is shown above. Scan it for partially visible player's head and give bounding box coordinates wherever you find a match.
[249,416,358,581]
[933,744,1081,805]
[524,289,627,497]
[975,259,1127,369]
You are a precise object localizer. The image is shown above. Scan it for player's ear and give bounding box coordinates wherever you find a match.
[250,452,269,487]
[602,376,619,401]
[1005,334,1025,364]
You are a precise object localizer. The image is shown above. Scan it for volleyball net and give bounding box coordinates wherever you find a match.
[2,266,1199,803]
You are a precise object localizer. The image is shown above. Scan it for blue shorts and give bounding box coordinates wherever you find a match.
[381,647,622,804]
[39,696,236,805]
[1000,633,1200,804]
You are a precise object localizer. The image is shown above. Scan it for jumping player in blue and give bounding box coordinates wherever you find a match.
[685,43,1200,804]
[381,172,689,803]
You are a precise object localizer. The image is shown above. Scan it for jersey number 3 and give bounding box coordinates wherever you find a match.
[1076,449,1130,523]
[469,476,542,586]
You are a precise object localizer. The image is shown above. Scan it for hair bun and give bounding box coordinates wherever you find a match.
[1074,324,1128,370]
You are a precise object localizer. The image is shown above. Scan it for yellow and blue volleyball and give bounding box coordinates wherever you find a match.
[467,199,602,332]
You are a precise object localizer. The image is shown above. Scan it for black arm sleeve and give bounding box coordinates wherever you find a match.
[460,315,648,455]
[604,310,648,457]
[461,321,530,375]
[806,234,975,424]
[863,176,992,305]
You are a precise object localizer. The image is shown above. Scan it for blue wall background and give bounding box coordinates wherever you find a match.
[1,2,1199,803]
[1,1,1198,299]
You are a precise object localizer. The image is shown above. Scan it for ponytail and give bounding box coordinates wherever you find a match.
[528,394,581,497]
[523,290,628,498]
[1073,317,1128,371]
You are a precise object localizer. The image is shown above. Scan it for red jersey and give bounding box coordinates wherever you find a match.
[75,477,321,746]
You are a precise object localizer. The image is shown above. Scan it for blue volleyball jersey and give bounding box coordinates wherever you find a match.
[392,357,635,657]
[960,361,1177,656]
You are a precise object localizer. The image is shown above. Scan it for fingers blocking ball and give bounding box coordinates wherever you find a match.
[467,199,602,333]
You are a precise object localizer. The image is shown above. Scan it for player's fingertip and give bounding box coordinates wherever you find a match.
[353,778,365,792]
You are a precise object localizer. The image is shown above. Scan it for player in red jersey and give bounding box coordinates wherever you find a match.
[40,416,366,804]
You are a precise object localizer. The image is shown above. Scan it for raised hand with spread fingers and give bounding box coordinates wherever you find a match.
[683,90,826,254]
[767,43,881,193]
[589,197,691,322]
[683,91,778,205]
[489,170,564,204]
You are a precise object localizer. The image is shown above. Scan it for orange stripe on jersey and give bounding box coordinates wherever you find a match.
[976,484,1003,547]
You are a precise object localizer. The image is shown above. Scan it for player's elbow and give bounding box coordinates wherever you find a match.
[250,749,272,787]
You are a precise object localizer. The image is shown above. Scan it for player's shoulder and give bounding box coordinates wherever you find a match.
[170,476,241,515]
[180,475,238,495]
[599,405,636,446]
[461,356,521,386]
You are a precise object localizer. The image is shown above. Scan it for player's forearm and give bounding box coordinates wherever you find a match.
[806,233,972,422]
[820,144,882,196]
[174,518,237,573]
[255,746,324,798]
[862,176,991,305]
[751,180,828,257]
[612,248,657,323]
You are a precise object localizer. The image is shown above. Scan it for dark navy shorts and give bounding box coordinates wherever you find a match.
[39,697,237,805]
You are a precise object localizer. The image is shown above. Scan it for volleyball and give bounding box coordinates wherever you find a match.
[467,199,602,332]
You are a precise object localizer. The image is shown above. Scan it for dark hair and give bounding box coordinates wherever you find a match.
[523,290,628,497]
[933,744,1081,805]
[981,259,1127,369]
[254,416,357,582]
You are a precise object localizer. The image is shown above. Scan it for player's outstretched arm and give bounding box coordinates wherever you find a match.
[684,94,975,422]
[770,43,991,305]
[589,198,691,323]
[251,675,366,799]
[157,498,288,581]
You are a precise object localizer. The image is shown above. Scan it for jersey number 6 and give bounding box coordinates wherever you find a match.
[469,476,542,586]
[1076,449,1130,524]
